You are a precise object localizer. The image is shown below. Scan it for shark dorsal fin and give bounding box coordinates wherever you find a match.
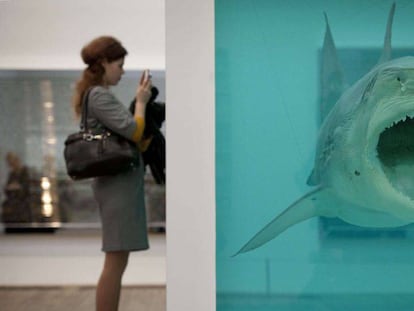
[378,2,396,64]
[320,12,345,122]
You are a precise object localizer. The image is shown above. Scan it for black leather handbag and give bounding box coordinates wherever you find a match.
[64,89,139,180]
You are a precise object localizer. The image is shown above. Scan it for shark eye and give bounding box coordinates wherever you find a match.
[396,75,407,91]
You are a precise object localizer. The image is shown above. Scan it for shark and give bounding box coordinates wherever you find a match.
[236,3,414,255]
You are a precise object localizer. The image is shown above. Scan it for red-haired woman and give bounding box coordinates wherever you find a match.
[72,36,152,311]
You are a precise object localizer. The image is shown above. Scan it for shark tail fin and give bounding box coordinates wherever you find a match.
[378,2,396,64]
[234,187,334,256]
[320,12,346,122]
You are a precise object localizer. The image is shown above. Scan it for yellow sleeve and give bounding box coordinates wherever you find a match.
[131,116,145,143]
[139,136,153,152]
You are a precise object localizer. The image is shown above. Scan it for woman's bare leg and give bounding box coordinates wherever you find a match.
[96,251,130,311]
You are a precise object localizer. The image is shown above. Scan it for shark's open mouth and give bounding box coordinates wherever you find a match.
[377,115,414,200]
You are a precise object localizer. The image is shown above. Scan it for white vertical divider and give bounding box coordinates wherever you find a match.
[166,0,216,310]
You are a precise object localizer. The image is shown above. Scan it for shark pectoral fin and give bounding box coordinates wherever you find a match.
[234,187,335,256]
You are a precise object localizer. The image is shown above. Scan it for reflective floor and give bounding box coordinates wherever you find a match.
[0,286,165,311]
[0,228,166,286]
[0,228,166,310]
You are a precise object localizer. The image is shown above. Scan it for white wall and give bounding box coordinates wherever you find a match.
[0,0,165,69]
[166,0,216,311]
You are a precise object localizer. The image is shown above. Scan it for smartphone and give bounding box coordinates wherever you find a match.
[144,69,151,81]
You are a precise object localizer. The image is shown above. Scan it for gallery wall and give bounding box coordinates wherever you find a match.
[0,0,165,69]
[166,0,215,310]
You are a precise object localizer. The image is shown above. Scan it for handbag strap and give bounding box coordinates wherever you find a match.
[79,87,112,137]
[80,88,93,131]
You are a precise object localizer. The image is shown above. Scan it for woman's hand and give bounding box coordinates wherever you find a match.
[136,69,152,105]
[134,69,152,119]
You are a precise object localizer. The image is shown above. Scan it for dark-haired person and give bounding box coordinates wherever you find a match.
[2,152,30,224]
[72,36,152,311]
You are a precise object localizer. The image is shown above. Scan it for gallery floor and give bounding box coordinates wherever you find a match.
[0,227,166,311]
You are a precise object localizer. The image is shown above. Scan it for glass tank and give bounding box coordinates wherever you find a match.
[216,1,414,310]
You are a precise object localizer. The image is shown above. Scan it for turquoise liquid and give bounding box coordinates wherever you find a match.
[216,1,414,310]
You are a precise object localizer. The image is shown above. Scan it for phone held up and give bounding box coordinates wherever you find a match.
[144,69,152,82]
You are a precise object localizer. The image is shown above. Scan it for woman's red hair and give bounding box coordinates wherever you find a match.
[72,36,127,117]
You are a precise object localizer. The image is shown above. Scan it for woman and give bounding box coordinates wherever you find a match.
[72,36,152,311]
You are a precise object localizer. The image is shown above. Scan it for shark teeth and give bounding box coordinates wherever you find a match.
[384,114,414,131]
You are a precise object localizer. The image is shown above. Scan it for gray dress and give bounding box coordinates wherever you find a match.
[86,86,149,252]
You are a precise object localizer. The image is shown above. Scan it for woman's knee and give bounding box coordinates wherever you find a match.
[103,251,130,275]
